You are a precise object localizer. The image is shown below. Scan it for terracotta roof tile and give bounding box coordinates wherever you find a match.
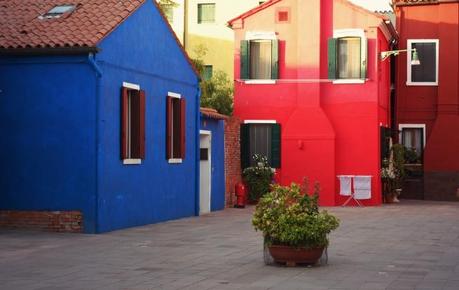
[0,0,145,50]
[200,107,229,120]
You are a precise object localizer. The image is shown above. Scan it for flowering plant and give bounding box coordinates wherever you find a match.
[381,158,396,180]
[252,179,339,248]
[242,154,274,201]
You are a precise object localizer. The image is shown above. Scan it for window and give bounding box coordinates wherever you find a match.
[197,3,215,24]
[203,65,213,80]
[328,29,367,82]
[241,122,281,168]
[39,4,76,19]
[166,93,186,162]
[240,38,279,80]
[399,124,425,164]
[407,39,439,86]
[121,83,145,164]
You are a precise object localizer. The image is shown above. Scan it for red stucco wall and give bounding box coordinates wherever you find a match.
[395,2,459,171]
[232,0,393,206]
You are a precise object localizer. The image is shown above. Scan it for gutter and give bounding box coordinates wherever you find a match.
[0,46,99,56]
[87,53,102,233]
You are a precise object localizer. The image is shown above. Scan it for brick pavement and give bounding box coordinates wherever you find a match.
[1,200,459,290]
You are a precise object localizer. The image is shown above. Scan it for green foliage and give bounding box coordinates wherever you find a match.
[404,147,420,164]
[242,155,274,201]
[392,144,406,188]
[191,45,234,115]
[158,0,178,9]
[201,71,233,115]
[252,180,340,248]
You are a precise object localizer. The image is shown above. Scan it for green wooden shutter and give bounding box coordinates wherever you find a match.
[270,123,281,168]
[240,40,250,80]
[240,123,251,169]
[271,39,279,79]
[360,38,367,79]
[328,38,337,80]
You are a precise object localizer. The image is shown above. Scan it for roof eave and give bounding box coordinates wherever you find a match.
[0,46,100,56]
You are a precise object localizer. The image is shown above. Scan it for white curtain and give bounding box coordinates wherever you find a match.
[250,41,272,79]
[338,37,361,79]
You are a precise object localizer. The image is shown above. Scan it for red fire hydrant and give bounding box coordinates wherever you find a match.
[234,182,247,208]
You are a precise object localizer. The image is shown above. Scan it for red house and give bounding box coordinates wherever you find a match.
[228,0,397,206]
[394,0,459,201]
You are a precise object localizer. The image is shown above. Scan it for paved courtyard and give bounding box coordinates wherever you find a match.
[1,200,459,290]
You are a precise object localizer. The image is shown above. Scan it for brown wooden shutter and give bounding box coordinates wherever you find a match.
[166,96,173,159]
[180,98,186,159]
[138,90,146,159]
[121,87,129,160]
[131,91,141,158]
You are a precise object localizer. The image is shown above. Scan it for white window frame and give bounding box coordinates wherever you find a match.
[168,92,183,164]
[332,29,367,84]
[406,39,439,86]
[244,120,276,124]
[243,120,277,171]
[122,82,142,165]
[398,124,426,149]
[197,2,216,24]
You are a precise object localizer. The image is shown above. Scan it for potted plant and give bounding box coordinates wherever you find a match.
[381,158,397,203]
[392,144,406,201]
[252,179,340,266]
[242,154,274,202]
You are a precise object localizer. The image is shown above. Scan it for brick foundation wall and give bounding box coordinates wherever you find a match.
[225,116,242,207]
[0,210,83,233]
[424,171,459,201]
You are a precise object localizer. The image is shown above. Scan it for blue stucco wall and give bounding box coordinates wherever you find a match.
[0,55,98,233]
[94,1,200,232]
[201,115,226,211]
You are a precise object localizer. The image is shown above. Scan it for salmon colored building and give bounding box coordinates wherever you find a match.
[228,0,397,206]
[394,0,459,201]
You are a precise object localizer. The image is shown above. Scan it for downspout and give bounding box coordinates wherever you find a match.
[87,53,102,233]
[195,85,201,216]
[183,0,188,49]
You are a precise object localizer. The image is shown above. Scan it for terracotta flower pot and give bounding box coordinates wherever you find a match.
[268,244,325,266]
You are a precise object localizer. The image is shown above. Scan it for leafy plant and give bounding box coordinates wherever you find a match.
[392,144,406,188]
[190,44,234,115]
[242,155,274,201]
[404,147,420,164]
[252,179,340,248]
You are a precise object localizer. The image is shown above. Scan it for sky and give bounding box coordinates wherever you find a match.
[348,0,392,12]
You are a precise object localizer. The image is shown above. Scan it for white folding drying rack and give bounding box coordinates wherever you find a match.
[337,175,372,207]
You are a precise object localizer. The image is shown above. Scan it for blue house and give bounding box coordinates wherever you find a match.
[199,108,227,214]
[0,0,201,233]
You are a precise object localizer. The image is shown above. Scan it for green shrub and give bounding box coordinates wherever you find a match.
[252,180,340,248]
[242,155,274,201]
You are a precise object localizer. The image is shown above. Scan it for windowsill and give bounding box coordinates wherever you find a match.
[406,81,438,86]
[123,159,142,165]
[332,79,365,84]
[244,79,277,85]
[168,158,183,164]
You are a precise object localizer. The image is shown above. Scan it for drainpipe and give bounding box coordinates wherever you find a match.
[183,0,188,49]
[195,85,201,216]
[87,53,102,233]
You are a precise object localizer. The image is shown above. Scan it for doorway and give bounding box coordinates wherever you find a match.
[199,131,211,214]
[399,124,425,200]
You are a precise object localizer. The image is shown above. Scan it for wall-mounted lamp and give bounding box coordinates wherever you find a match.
[380,48,420,65]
